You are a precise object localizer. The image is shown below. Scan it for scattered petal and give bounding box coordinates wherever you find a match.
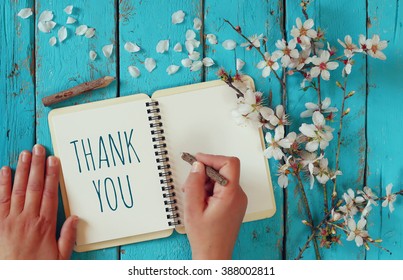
[58,26,67,43]
[190,60,203,71]
[66,16,76,24]
[75,25,88,36]
[124,41,141,53]
[102,44,114,58]
[189,51,200,61]
[174,43,182,52]
[172,10,185,24]
[181,58,192,68]
[64,5,73,15]
[18,8,33,19]
[202,57,215,67]
[144,58,156,72]
[128,66,140,78]
[166,65,180,75]
[236,58,245,71]
[185,40,194,54]
[186,30,196,41]
[206,34,217,44]
[89,50,97,61]
[49,36,57,46]
[39,10,53,22]
[222,39,236,50]
[38,21,56,33]
[193,18,202,30]
[85,28,96,38]
[156,40,169,53]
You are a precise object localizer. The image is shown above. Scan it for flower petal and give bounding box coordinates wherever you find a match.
[18,8,33,19]
[64,5,73,15]
[156,40,169,53]
[172,10,185,24]
[75,25,88,36]
[206,34,218,44]
[102,44,114,58]
[236,58,245,71]
[89,50,97,61]
[181,58,192,68]
[189,51,200,61]
[39,10,53,22]
[193,18,202,30]
[128,66,140,78]
[202,57,215,67]
[312,111,325,127]
[327,61,339,70]
[49,36,57,46]
[166,65,180,75]
[186,30,196,41]
[222,39,237,50]
[190,60,203,72]
[185,40,194,54]
[144,58,156,72]
[174,43,182,52]
[85,28,96,38]
[124,41,141,53]
[66,16,76,24]
[38,21,56,33]
[58,26,67,43]
[299,123,317,138]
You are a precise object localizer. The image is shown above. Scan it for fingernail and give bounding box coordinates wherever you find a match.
[33,144,45,156]
[1,166,10,176]
[191,161,203,173]
[48,156,58,167]
[21,151,31,163]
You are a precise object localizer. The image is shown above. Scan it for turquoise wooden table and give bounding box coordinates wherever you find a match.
[1,0,402,260]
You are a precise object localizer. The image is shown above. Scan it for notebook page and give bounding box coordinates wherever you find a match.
[154,82,275,225]
[49,95,171,246]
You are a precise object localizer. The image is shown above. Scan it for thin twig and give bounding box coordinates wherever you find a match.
[323,183,329,215]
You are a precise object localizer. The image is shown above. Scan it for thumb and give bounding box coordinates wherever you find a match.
[58,215,78,260]
[183,161,207,216]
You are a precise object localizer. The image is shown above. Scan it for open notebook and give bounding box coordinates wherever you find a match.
[48,79,276,252]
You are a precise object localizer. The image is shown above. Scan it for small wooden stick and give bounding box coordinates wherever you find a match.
[42,76,115,107]
[181,152,228,186]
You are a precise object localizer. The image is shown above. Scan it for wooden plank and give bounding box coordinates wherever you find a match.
[366,0,403,260]
[0,0,35,169]
[285,0,366,259]
[119,0,201,260]
[35,0,119,260]
[204,0,284,259]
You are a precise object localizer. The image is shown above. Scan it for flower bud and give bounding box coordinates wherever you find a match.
[336,81,343,88]
[302,220,312,227]
[343,108,351,116]
[347,91,356,98]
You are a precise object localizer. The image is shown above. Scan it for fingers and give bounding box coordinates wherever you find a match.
[58,215,78,260]
[183,162,207,216]
[40,156,60,223]
[10,150,31,215]
[195,153,241,184]
[24,144,47,215]
[0,166,12,218]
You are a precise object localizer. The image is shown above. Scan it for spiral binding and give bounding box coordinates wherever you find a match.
[146,100,181,227]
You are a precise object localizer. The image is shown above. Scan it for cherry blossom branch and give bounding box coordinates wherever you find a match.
[322,183,329,215]
[300,0,311,20]
[295,199,343,260]
[296,173,321,259]
[223,19,286,89]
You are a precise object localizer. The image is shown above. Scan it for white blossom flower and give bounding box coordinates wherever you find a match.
[156,40,169,53]
[18,8,33,19]
[190,61,203,72]
[202,57,214,67]
[382,183,396,213]
[347,218,368,247]
[361,201,373,218]
[263,128,295,160]
[291,17,317,47]
[64,5,73,15]
[206,34,218,45]
[128,66,140,78]
[300,97,338,118]
[289,49,312,70]
[102,44,113,58]
[222,39,237,50]
[357,187,379,206]
[172,10,185,24]
[310,51,339,81]
[331,209,343,222]
[144,58,156,72]
[174,43,182,52]
[265,104,289,134]
[273,39,299,67]
[236,58,245,71]
[240,34,263,50]
[85,28,95,38]
[337,35,361,58]
[124,42,141,53]
[58,26,67,43]
[75,25,88,36]
[166,65,180,75]
[231,89,267,127]
[299,111,334,152]
[193,18,202,30]
[278,156,292,188]
[66,16,76,24]
[89,50,97,61]
[342,58,354,77]
[313,158,330,184]
[256,52,280,78]
[300,151,323,188]
[181,58,192,68]
[49,36,57,46]
[367,34,388,60]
